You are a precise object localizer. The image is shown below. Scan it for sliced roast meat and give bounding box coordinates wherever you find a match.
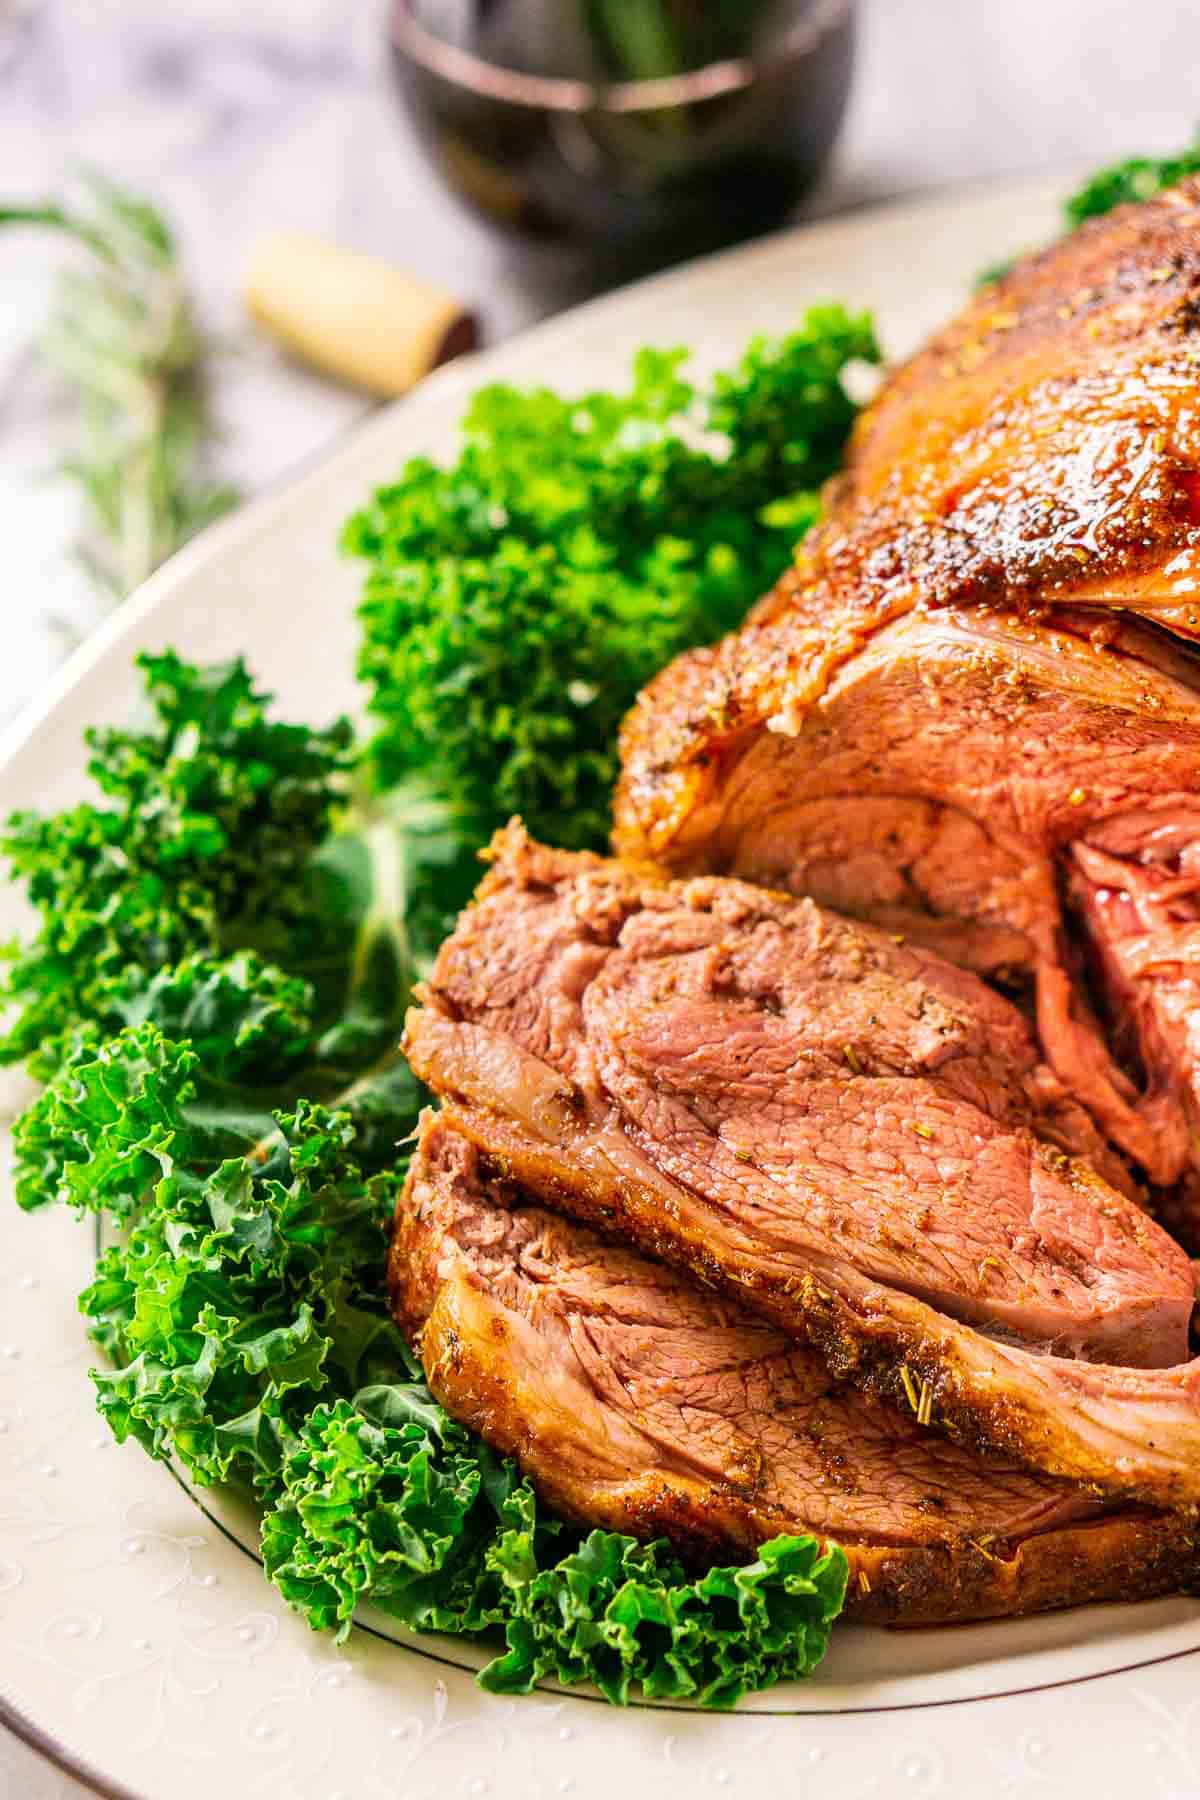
[410,826,1185,1362]
[614,190,1200,1201]
[405,828,1200,1505]
[615,602,1200,1202]
[392,1115,1200,1624]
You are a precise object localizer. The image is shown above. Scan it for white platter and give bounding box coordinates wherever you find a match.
[3,173,1200,1800]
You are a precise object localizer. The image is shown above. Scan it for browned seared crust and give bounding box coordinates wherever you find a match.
[390,1116,1200,1626]
[615,183,1200,865]
[827,180,1200,624]
[619,178,1200,859]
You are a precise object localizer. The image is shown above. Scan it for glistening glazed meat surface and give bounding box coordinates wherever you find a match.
[815,180,1200,630]
[619,185,1200,868]
[773,179,1200,651]
[404,830,1200,1504]
[392,1116,1200,1624]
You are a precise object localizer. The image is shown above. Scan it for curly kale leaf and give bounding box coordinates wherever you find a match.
[3,653,444,1494]
[13,1022,195,1217]
[78,1101,406,1490]
[262,1388,848,1705]
[111,951,315,1084]
[0,651,353,1070]
[260,1392,523,1640]
[1,652,454,1173]
[353,536,713,853]
[345,310,878,848]
[482,1523,847,1708]
[705,306,874,487]
[979,134,1200,286]
[10,947,419,1222]
[1063,135,1200,228]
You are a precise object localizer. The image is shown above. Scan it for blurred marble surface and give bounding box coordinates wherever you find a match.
[3,0,1200,725]
[3,4,1200,1785]
[2,0,1200,722]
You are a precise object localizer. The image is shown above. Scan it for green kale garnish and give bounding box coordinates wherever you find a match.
[979,133,1200,287]
[0,651,353,1071]
[345,310,878,854]
[481,1525,845,1707]
[79,1097,406,1488]
[260,1389,528,1640]
[0,653,459,1151]
[264,1391,847,1707]
[1063,134,1200,227]
[14,1021,198,1219]
[8,320,868,1706]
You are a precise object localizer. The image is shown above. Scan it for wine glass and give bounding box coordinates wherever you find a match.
[390,0,856,277]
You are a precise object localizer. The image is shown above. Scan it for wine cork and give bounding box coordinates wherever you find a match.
[244,231,477,398]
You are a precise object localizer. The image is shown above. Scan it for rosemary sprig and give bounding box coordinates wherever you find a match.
[1,171,238,604]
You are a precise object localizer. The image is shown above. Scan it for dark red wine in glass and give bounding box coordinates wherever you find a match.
[389,0,856,277]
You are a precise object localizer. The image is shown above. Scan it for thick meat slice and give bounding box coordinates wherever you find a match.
[404,829,1200,1504]
[615,604,1200,1198]
[393,1115,1200,1625]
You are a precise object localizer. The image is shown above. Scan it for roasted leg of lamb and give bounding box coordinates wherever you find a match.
[616,186,1200,1219]
[392,186,1200,1620]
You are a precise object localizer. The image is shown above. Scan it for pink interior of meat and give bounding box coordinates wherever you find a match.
[411,839,1197,1372]
[404,1123,1109,1551]
[1066,804,1200,1210]
[585,908,1195,1367]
